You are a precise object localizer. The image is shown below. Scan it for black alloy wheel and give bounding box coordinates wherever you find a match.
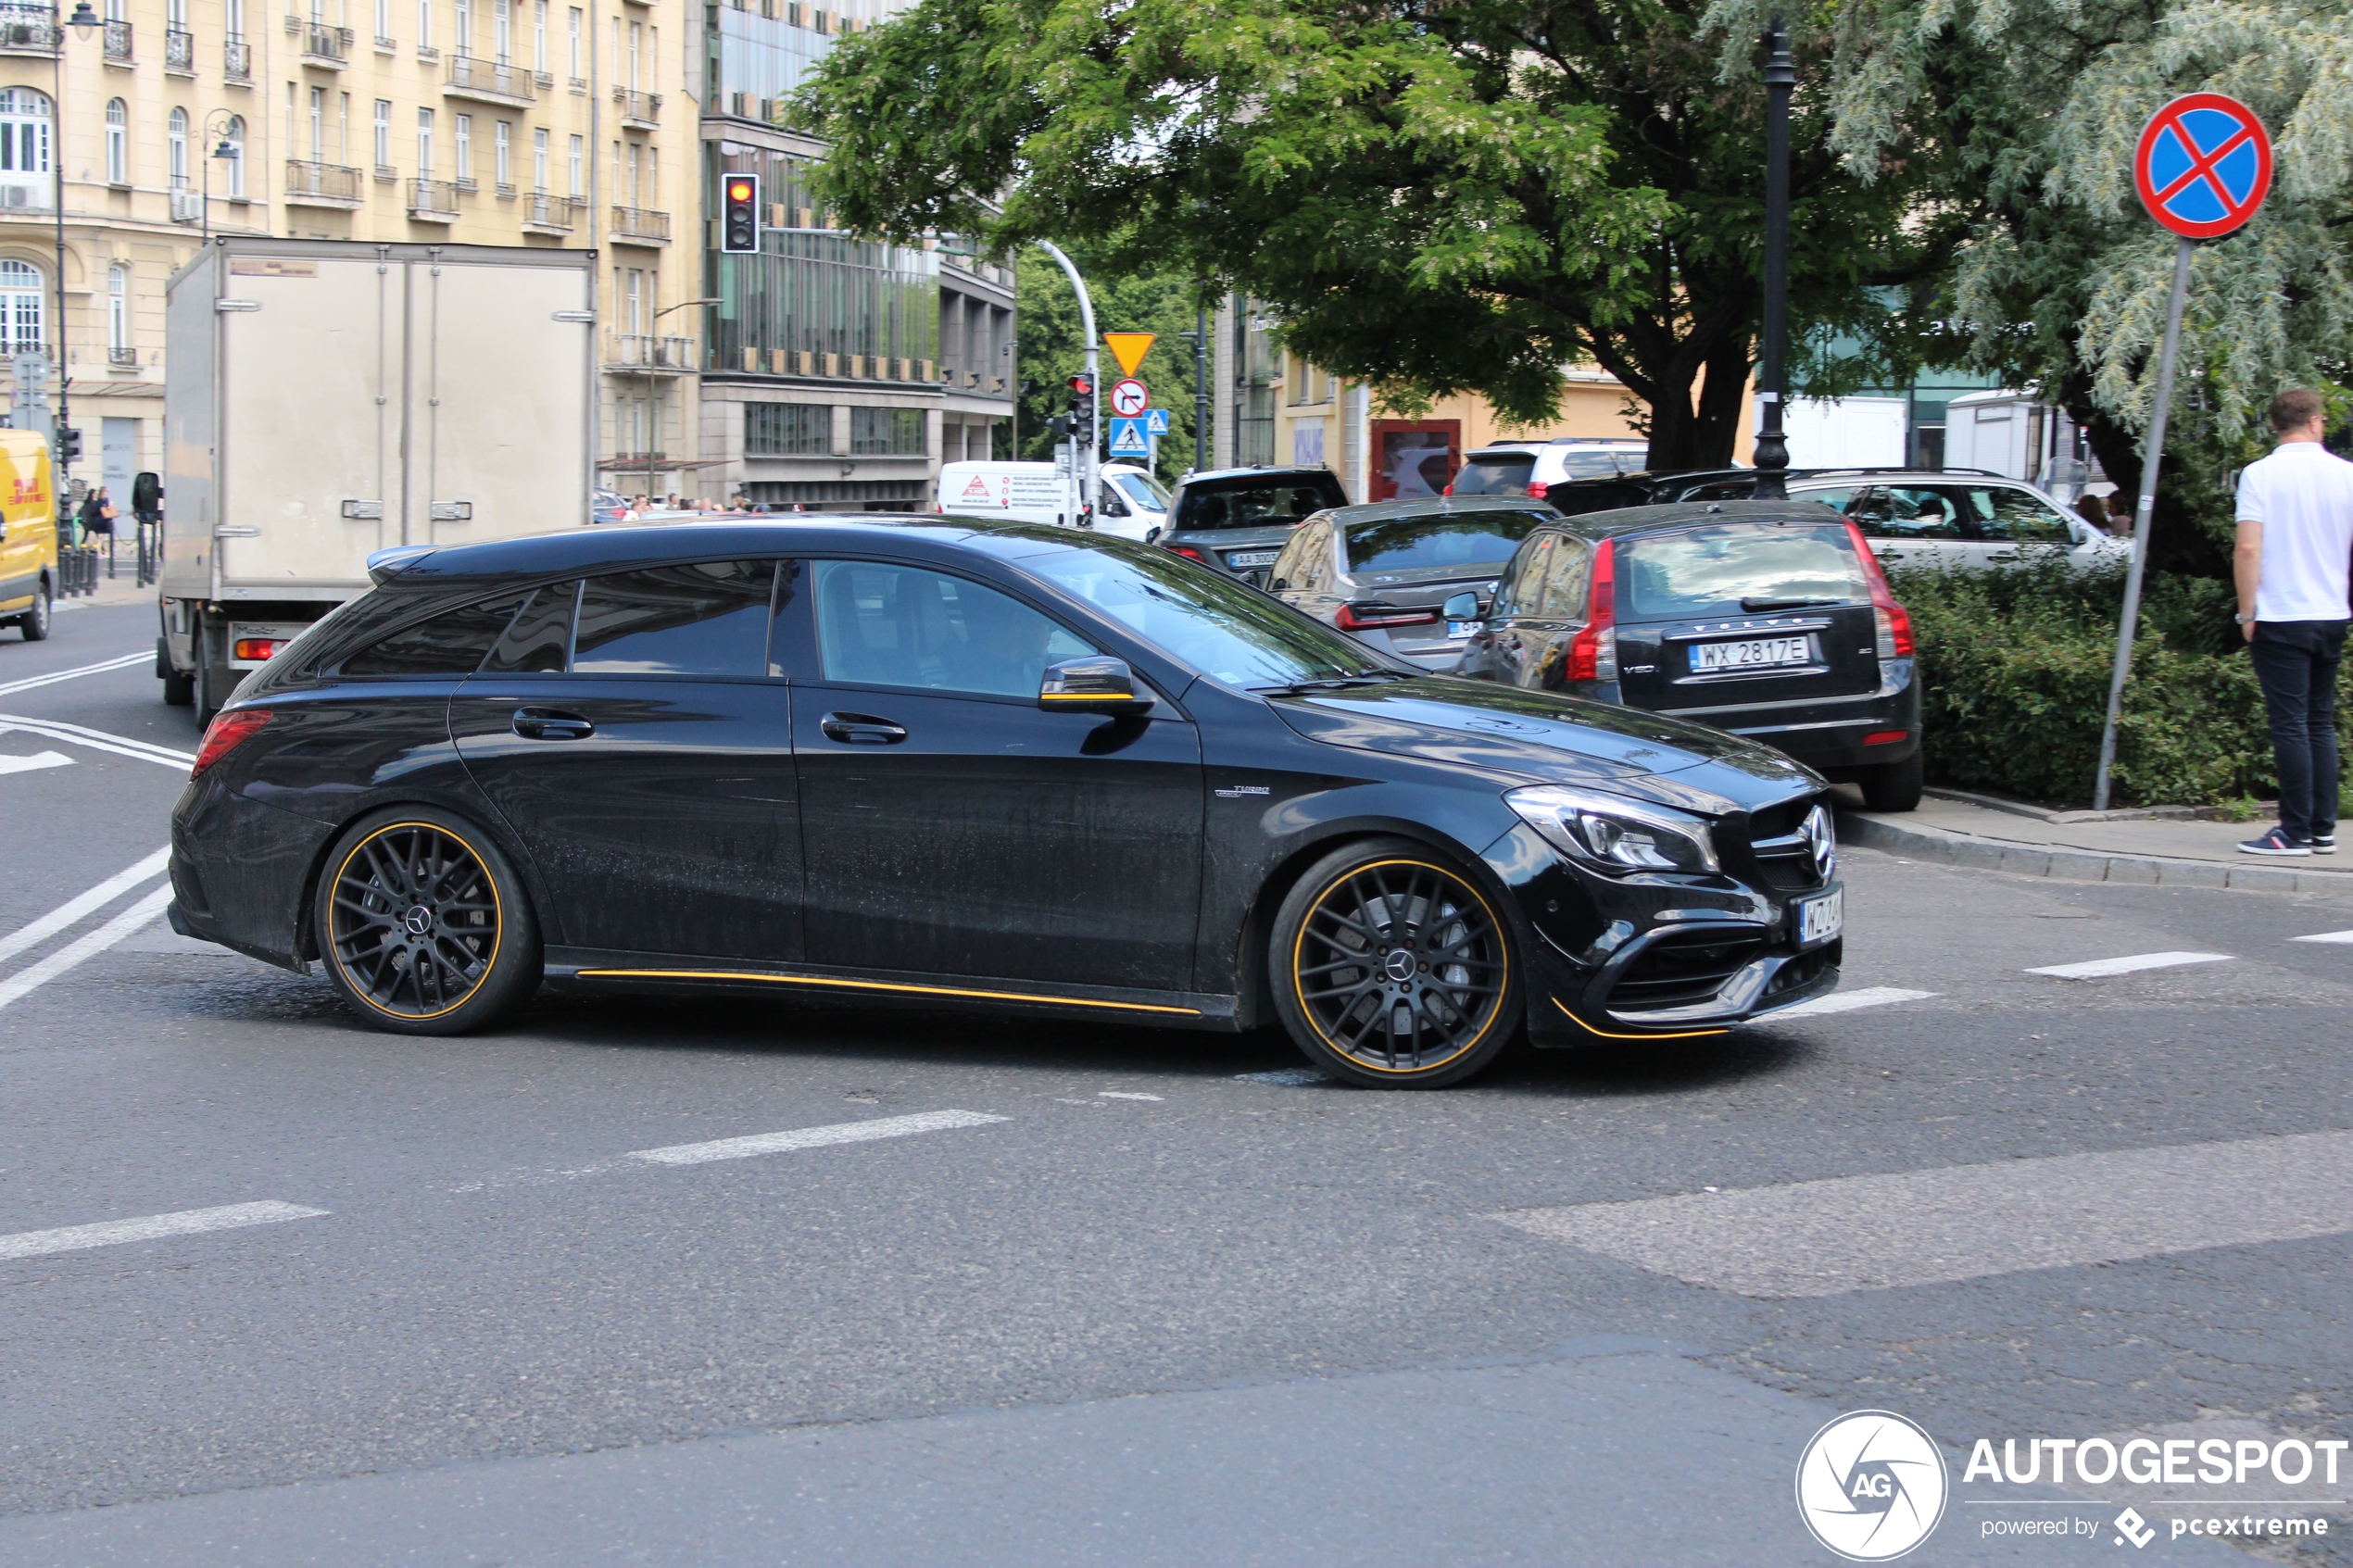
[316,809,543,1035]
[1270,838,1519,1087]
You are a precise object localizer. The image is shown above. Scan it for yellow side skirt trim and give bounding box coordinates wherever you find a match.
[575,968,1202,1017]
[1553,996,1730,1040]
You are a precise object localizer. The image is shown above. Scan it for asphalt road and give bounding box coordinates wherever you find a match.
[0,605,2347,1566]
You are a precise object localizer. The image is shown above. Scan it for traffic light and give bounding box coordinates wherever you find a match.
[1065,373,1092,416]
[1046,414,1073,440]
[720,173,761,254]
[54,427,81,465]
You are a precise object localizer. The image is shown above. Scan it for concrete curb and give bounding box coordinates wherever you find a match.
[1837,810,2353,896]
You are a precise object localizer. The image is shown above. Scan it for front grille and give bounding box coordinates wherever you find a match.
[1745,792,1831,893]
[1609,930,1766,1012]
[1754,846,1825,893]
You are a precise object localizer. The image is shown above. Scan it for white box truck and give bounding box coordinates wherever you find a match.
[159,238,597,717]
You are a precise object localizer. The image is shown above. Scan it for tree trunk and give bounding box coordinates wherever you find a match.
[2070,395,2230,580]
[1641,332,1752,471]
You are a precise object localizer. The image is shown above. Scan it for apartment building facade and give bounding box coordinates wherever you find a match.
[0,0,700,503]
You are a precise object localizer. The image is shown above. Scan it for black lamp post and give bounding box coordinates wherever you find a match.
[49,0,98,487]
[200,110,241,242]
[1752,19,1794,499]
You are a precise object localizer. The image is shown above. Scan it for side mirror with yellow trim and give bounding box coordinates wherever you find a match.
[1038,655,1153,717]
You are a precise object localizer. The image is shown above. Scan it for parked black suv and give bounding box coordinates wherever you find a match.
[1453,500,1923,810]
[1153,467,1350,584]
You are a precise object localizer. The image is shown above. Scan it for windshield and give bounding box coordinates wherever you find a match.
[1344,512,1549,575]
[1024,546,1388,688]
[1449,455,1536,495]
[1112,472,1172,513]
[1617,524,1866,619]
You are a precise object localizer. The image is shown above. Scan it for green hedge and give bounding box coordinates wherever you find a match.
[1889,555,2352,808]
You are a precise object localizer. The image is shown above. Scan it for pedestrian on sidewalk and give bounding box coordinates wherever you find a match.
[2233,387,2353,857]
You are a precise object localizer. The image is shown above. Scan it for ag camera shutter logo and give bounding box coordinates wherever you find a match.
[1795,1411,1949,1561]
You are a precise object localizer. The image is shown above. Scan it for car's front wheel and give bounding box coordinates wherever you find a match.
[1269,838,1520,1088]
[17,578,50,641]
[315,809,543,1035]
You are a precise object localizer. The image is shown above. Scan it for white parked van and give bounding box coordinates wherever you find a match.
[936,460,1172,543]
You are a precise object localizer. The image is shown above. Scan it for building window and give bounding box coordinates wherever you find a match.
[308,85,324,159]
[224,114,245,196]
[619,266,643,333]
[168,107,189,191]
[416,0,430,48]
[373,99,391,169]
[494,120,510,187]
[453,112,471,184]
[492,0,510,62]
[453,0,470,54]
[626,18,641,87]
[0,88,53,185]
[849,408,925,457]
[107,265,128,352]
[566,6,580,78]
[531,125,547,190]
[745,403,828,457]
[374,0,389,42]
[0,258,43,352]
[532,0,545,70]
[416,107,434,176]
[104,98,127,183]
[566,132,582,195]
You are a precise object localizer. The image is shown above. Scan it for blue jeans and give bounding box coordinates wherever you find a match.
[2248,619,2349,841]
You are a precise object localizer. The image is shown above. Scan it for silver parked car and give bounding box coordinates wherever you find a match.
[1265,495,1558,671]
[1788,471,2128,573]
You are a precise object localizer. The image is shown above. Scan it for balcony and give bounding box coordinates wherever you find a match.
[107,345,137,369]
[407,177,459,221]
[612,87,659,129]
[223,35,250,78]
[605,333,695,374]
[284,158,363,207]
[101,16,130,61]
[163,23,192,71]
[519,192,575,233]
[169,187,203,224]
[445,53,535,105]
[299,22,351,65]
[0,7,59,54]
[609,205,668,245]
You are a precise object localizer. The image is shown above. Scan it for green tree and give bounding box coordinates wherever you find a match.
[1013,252,1203,482]
[792,0,1957,470]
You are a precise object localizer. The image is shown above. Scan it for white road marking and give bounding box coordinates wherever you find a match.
[1763,986,1937,1020]
[1236,1068,1329,1085]
[0,714,196,769]
[1099,1091,1163,1101]
[0,749,72,778]
[0,885,176,1011]
[1494,1128,2353,1298]
[2026,950,2231,980]
[2291,930,2353,945]
[0,1200,329,1262]
[627,1109,1009,1166]
[0,650,151,699]
[0,846,171,968]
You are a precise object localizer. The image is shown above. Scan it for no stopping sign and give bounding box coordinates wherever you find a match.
[2134,93,2271,239]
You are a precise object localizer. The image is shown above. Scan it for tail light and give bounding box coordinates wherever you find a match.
[232,636,291,662]
[1527,482,1548,499]
[1841,520,1914,659]
[1168,545,1205,561]
[1441,482,1453,496]
[191,707,272,780]
[1564,538,1617,682]
[1336,602,1440,632]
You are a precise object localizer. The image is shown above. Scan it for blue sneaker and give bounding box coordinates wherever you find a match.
[2237,826,2311,857]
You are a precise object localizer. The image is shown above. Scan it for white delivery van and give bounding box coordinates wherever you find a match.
[936,460,1171,544]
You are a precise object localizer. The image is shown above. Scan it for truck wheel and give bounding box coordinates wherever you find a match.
[194,620,224,724]
[1859,751,1923,813]
[18,579,50,641]
[160,633,195,707]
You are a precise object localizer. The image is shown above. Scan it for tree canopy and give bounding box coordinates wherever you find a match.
[793,0,1957,470]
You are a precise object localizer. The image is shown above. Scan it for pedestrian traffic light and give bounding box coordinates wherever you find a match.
[54,427,81,465]
[720,173,761,254]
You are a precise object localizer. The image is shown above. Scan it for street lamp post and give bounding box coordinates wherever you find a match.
[1751,19,1795,500]
[639,295,722,502]
[51,0,98,499]
[1031,241,1099,521]
[200,110,240,243]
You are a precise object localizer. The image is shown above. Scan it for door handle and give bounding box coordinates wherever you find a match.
[821,711,908,746]
[1986,550,2019,561]
[511,709,594,740]
[1877,550,1905,560]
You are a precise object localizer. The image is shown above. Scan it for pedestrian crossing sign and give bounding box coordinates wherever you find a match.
[1145,408,1171,434]
[1107,417,1150,457]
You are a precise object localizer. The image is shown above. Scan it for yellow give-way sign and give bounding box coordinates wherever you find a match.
[1102,332,1155,378]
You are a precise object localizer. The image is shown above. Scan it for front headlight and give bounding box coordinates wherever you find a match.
[1505,784,1720,876]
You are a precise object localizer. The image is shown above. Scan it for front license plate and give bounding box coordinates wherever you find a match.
[1446,620,1481,637]
[1227,550,1278,568]
[1795,887,1843,946]
[1691,635,1812,672]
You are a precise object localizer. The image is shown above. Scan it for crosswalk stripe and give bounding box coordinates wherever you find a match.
[0,650,150,698]
[0,1200,329,1261]
[0,846,170,969]
[626,1109,1008,1166]
[2026,950,2231,980]
[1764,986,1937,1020]
[2291,930,2353,945]
[0,886,176,1011]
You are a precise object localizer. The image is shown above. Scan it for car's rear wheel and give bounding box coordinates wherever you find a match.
[315,809,542,1035]
[1269,838,1520,1088]
[1858,751,1923,812]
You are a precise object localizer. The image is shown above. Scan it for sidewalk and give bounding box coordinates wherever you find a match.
[1839,788,2353,894]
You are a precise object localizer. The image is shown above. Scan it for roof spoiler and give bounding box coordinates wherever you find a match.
[366,546,436,584]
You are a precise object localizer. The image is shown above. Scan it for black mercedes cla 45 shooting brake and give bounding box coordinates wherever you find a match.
[168,519,1844,1088]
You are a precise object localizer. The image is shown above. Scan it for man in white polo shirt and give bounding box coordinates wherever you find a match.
[2234,388,2353,856]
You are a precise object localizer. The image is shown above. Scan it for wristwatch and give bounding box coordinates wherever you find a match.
[2235,612,2254,622]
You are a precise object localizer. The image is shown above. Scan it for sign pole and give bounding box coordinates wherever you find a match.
[2091,236,2194,812]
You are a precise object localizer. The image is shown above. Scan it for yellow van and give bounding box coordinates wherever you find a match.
[0,429,57,641]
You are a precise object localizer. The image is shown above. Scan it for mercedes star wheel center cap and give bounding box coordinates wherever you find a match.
[404,906,434,936]
[1384,949,1417,983]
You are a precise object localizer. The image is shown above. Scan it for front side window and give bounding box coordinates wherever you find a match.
[341,594,526,677]
[1828,485,1972,541]
[572,560,776,676]
[1616,524,1867,619]
[1111,471,1170,513]
[813,561,1092,698]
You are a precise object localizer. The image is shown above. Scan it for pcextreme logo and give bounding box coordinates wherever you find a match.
[1796,1411,1951,1561]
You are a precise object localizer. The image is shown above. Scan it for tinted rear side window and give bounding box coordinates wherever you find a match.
[1343,512,1549,575]
[1448,455,1535,495]
[483,582,579,673]
[1616,525,1866,619]
[572,560,777,676]
[340,594,525,677]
